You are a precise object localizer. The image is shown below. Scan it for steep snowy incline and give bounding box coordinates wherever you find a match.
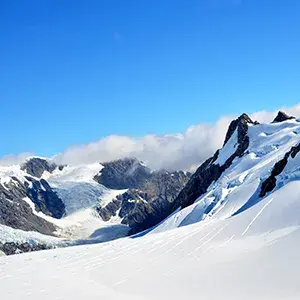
[152,117,300,232]
[1,180,300,299]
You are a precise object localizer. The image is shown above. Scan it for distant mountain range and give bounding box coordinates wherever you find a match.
[0,154,190,254]
[1,110,299,256]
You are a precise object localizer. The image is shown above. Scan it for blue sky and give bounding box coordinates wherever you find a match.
[1,0,300,157]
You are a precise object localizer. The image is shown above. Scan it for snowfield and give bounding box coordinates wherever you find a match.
[2,117,300,299]
[1,185,300,299]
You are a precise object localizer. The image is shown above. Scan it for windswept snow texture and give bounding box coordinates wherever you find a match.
[1,182,300,299]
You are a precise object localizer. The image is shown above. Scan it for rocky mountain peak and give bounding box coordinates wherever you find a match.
[95,158,191,234]
[169,114,256,214]
[272,111,295,123]
[25,177,66,219]
[223,113,257,146]
[21,157,57,178]
[0,177,57,235]
[94,157,151,189]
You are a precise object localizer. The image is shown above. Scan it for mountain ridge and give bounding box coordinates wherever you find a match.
[0,156,191,254]
[1,110,299,256]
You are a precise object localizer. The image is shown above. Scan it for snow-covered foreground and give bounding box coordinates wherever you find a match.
[1,179,300,300]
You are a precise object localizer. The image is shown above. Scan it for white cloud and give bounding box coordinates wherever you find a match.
[0,153,34,167]
[250,104,300,123]
[51,115,234,171]
[2,104,300,171]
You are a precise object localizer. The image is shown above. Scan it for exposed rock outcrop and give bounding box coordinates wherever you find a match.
[96,114,258,234]
[0,165,65,234]
[0,241,52,256]
[0,177,56,235]
[223,113,257,146]
[170,113,257,212]
[260,142,300,197]
[96,166,191,234]
[96,198,122,221]
[272,111,295,123]
[26,177,65,219]
[94,158,151,189]
[21,157,58,178]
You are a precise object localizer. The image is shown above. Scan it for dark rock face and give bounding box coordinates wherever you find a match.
[0,241,52,256]
[0,157,65,234]
[120,190,173,234]
[21,157,58,178]
[0,177,56,235]
[119,190,150,218]
[272,111,295,123]
[96,166,191,234]
[223,113,257,146]
[260,143,300,197]
[96,198,121,221]
[122,170,192,234]
[26,177,65,219]
[170,113,256,212]
[94,158,151,189]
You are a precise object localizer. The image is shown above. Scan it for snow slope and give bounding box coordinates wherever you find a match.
[1,118,300,299]
[152,119,300,232]
[1,183,300,299]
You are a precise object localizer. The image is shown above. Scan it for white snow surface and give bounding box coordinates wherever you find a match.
[214,127,238,166]
[0,165,28,185]
[1,181,300,299]
[2,119,300,299]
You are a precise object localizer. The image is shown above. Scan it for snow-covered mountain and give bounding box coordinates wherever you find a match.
[152,110,300,232]
[0,156,190,254]
[1,111,300,299]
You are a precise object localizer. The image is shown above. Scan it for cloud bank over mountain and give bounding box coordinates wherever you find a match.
[2,104,300,171]
[0,153,34,167]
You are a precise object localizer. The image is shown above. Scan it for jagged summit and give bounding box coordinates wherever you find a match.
[21,157,58,178]
[94,157,151,189]
[157,111,300,233]
[223,113,258,146]
[239,112,255,123]
[167,114,257,214]
[272,110,295,123]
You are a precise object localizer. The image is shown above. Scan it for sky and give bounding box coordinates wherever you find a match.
[1,0,300,166]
